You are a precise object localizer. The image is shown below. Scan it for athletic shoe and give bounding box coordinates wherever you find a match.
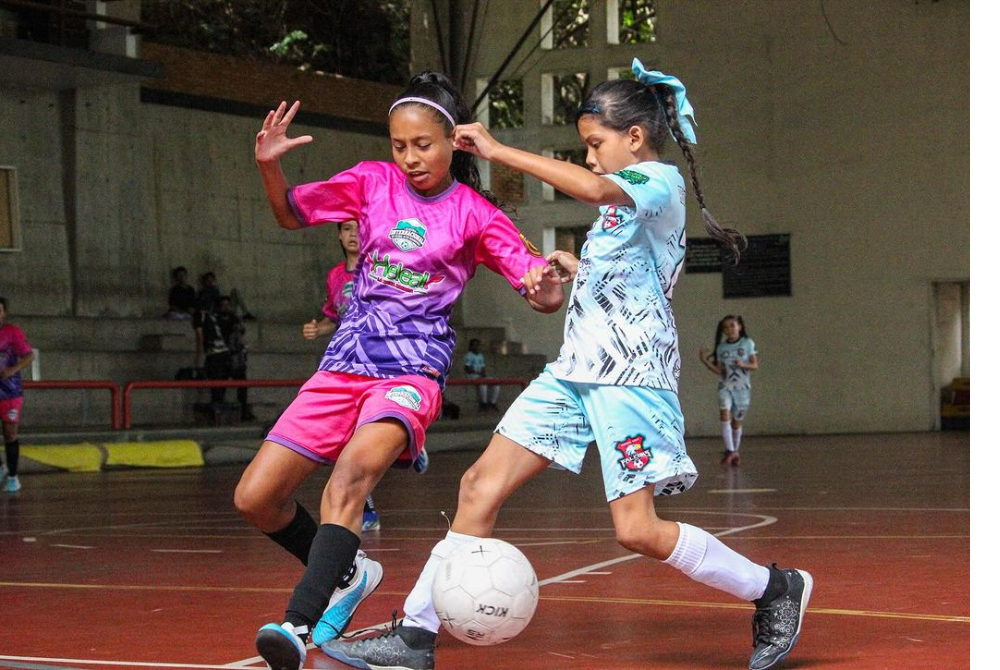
[729,451,741,467]
[312,551,384,645]
[321,623,436,670]
[361,509,381,532]
[748,565,813,670]
[3,475,21,493]
[414,448,430,474]
[255,622,306,670]
[720,451,736,465]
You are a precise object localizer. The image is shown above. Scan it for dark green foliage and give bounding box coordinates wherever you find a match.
[142,0,411,85]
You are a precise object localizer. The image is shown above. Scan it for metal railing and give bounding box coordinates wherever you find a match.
[23,379,121,429]
[21,377,532,430]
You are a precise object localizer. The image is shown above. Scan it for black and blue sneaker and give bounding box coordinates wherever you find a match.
[255,622,306,670]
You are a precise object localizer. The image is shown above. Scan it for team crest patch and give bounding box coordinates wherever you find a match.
[616,435,652,472]
[519,233,542,257]
[601,205,625,230]
[613,169,650,186]
[5,408,18,422]
[386,386,422,411]
[390,218,427,251]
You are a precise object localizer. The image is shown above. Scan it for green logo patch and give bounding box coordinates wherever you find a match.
[614,169,650,185]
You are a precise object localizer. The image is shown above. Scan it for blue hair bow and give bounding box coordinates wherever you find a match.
[632,57,697,144]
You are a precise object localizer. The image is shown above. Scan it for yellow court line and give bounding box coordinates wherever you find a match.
[538,594,969,623]
[0,582,969,624]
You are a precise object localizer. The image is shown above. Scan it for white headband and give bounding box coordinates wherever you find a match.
[388,97,456,127]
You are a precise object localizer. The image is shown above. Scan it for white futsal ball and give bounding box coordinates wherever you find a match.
[432,538,539,646]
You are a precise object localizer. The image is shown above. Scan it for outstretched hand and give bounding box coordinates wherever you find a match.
[255,100,313,163]
[452,122,504,161]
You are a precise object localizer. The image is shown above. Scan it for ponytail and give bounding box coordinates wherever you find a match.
[657,85,746,264]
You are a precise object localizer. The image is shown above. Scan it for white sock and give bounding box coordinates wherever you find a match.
[402,530,478,632]
[663,522,769,601]
[721,421,735,452]
[733,427,743,450]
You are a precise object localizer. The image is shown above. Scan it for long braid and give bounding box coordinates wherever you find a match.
[660,88,746,263]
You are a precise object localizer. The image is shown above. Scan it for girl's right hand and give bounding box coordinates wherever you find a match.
[256,100,314,163]
[302,319,319,341]
[699,347,710,361]
[453,122,504,161]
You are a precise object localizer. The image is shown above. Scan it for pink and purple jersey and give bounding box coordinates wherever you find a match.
[0,323,33,400]
[289,161,545,387]
[322,262,354,325]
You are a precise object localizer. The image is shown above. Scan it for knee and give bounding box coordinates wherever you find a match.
[233,478,275,527]
[615,517,655,555]
[458,463,496,509]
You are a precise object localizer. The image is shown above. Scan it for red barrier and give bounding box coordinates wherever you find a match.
[23,380,122,429]
[122,377,530,429]
[123,379,308,429]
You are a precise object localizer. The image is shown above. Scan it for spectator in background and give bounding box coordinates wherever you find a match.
[0,297,35,494]
[194,295,254,421]
[166,266,197,319]
[197,271,257,322]
[464,338,500,412]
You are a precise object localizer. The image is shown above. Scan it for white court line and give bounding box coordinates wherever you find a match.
[50,544,94,549]
[152,549,223,554]
[225,511,778,668]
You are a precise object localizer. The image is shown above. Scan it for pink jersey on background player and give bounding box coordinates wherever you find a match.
[289,160,545,387]
[322,262,354,325]
[0,322,32,401]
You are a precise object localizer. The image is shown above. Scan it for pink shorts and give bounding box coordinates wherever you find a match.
[266,370,442,466]
[0,397,23,424]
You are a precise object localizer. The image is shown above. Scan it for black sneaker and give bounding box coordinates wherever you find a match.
[749,565,813,670]
[320,623,436,669]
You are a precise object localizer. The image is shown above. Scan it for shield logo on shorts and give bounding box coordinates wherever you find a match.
[616,435,651,472]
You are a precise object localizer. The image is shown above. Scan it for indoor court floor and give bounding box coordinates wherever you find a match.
[0,431,970,669]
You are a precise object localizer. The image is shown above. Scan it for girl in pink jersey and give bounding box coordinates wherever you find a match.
[238,71,564,670]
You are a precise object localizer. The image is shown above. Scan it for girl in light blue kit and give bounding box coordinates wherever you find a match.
[323,59,811,670]
[701,315,759,466]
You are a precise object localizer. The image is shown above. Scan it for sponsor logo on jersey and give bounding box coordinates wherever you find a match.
[616,434,651,472]
[385,385,422,410]
[519,233,542,257]
[420,364,442,378]
[369,252,445,294]
[389,218,426,251]
[613,168,650,185]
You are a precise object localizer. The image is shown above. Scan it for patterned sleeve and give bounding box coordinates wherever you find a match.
[287,162,366,227]
[603,163,674,219]
[473,210,547,294]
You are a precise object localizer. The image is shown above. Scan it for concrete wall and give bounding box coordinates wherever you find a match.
[412,0,970,435]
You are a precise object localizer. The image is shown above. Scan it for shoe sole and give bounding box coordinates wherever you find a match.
[312,566,386,645]
[752,570,813,670]
[320,644,373,670]
[255,624,305,670]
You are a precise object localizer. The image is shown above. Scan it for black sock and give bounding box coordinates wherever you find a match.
[755,563,788,605]
[265,501,317,566]
[284,523,360,630]
[4,440,19,476]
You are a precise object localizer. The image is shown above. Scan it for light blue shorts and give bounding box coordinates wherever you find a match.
[496,365,698,502]
[718,387,752,420]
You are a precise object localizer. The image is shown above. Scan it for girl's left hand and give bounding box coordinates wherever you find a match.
[453,123,504,161]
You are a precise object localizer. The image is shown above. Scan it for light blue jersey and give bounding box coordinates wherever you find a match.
[716,337,757,391]
[550,161,687,391]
